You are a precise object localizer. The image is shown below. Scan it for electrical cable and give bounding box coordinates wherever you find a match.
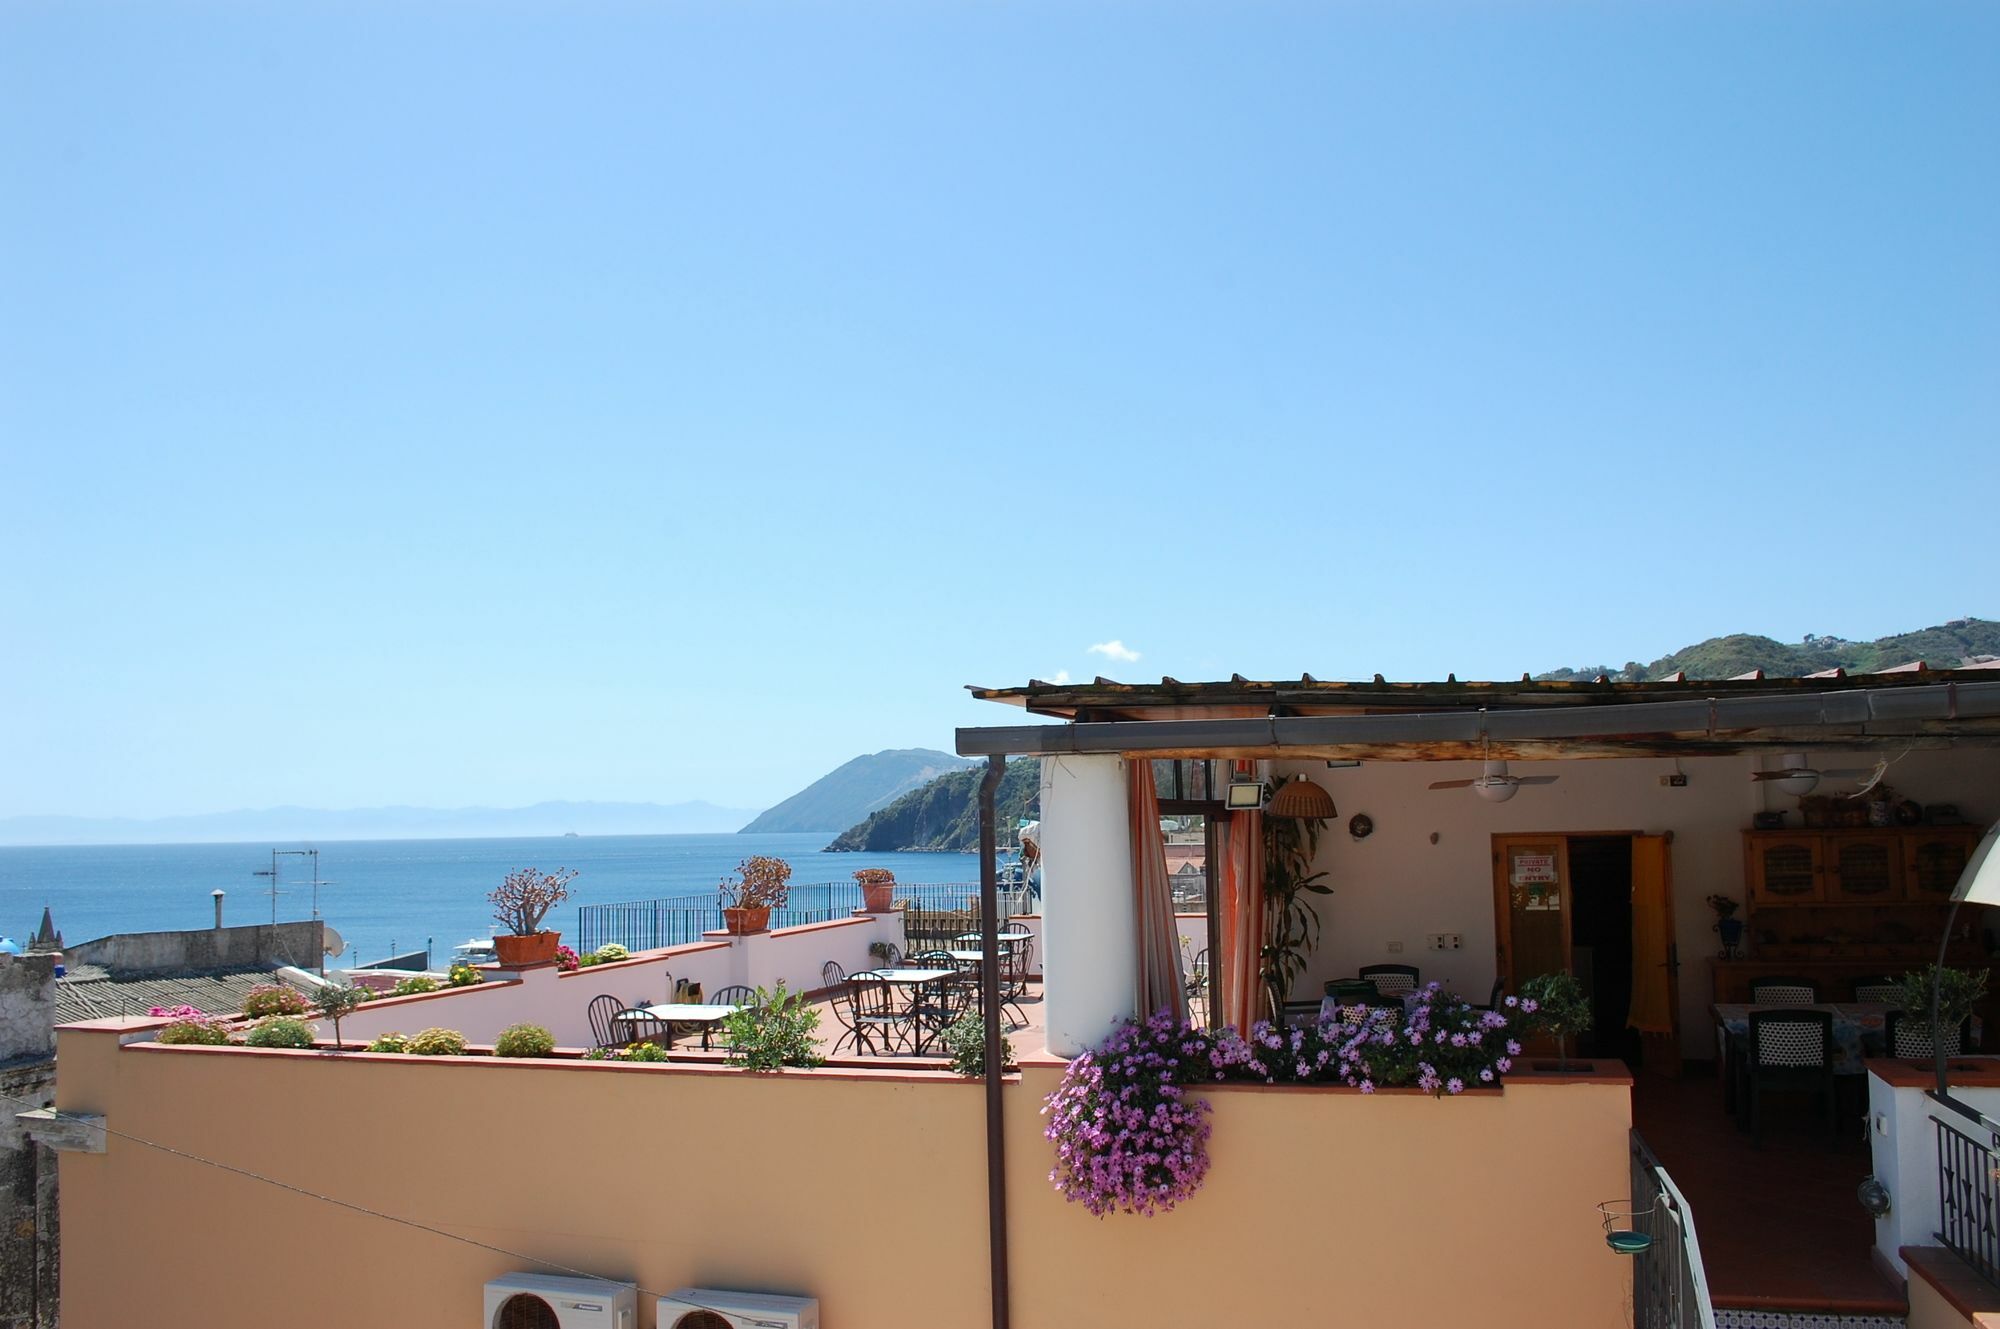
[0,1084,739,1316]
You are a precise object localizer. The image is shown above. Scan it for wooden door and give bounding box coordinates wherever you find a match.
[1493,836,1571,997]
[1825,833,1903,903]
[1746,832,1824,907]
[1628,834,1680,1077]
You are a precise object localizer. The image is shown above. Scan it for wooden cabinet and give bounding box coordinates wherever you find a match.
[1745,832,1823,906]
[1745,827,1984,906]
[1825,833,1903,903]
[1904,826,1986,900]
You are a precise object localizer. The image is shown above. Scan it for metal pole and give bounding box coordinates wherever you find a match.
[1934,896,1963,1097]
[977,753,1011,1329]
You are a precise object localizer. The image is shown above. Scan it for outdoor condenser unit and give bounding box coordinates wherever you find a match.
[657,1288,820,1329]
[484,1273,636,1329]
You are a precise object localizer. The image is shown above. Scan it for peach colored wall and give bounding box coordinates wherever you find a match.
[54,1022,1631,1329]
[335,914,903,1047]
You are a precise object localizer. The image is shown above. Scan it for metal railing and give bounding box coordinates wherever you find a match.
[1934,1111,2000,1284]
[574,881,1033,956]
[1628,1132,1718,1329]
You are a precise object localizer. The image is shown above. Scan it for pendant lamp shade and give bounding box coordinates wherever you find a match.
[1267,777,1337,820]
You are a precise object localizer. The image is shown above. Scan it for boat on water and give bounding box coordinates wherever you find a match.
[449,937,498,967]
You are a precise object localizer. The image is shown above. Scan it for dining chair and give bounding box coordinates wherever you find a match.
[822,960,846,991]
[1748,976,1820,1006]
[1885,1009,1971,1059]
[844,973,911,1056]
[1185,948,1210,1027]
[1743,1009,1837,1147]
[586,994,625,1051]
[710,984,756,1009]
[1849,976,1902,1005]
[1360,964,1420,996]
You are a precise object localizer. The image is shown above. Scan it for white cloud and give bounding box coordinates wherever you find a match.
[1046,669,1072,685]
[1087,640,1141,664]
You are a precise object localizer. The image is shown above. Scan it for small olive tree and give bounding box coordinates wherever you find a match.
[315,982,369,1050]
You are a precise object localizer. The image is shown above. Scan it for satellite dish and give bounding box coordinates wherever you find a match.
[322,925,345,960]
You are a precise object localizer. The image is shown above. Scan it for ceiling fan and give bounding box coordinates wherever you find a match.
[1430,759,1558,803]
[1749,753,1881,798]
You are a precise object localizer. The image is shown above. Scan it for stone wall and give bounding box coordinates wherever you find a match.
[66,920,325,976]
[0,955,58,1328]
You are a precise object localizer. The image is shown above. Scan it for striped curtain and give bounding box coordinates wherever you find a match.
[1128,763,1188,1024]
[1217,809,1266,1032]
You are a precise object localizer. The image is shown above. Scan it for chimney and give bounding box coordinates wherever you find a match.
[212,889,225,930]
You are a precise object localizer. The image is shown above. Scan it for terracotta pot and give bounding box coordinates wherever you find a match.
[493,931,561,965]
[722,907,770,935]
[861,883,895,913]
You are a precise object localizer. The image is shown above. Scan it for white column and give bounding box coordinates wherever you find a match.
[1040,753,1136,1057]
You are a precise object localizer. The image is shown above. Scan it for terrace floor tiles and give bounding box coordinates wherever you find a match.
[1632,1070,1905,1315]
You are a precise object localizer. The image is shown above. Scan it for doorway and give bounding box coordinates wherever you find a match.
[1492,832,1678,1072]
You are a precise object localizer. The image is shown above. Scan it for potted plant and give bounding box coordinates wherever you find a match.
[854,867,897,913]
[1707,894,1744,956]
[488,866,578,965]
[1896,964,1991,1056]
[1518,972,1594,1072]
[718,855,792,935]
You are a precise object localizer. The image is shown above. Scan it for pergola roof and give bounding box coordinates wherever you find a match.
[957,670,2000,762]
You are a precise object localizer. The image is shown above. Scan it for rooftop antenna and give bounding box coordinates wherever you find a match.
[250,848,334,926]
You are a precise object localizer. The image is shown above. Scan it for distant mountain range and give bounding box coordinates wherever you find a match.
[0,800,760,847]
[739,748,976,834]
[826,758,1041,853]
[1538,617,2000,682]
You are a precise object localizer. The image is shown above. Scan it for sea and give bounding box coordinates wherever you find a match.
[0,833,989,969]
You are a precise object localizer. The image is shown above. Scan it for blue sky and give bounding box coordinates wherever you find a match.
[3,2,1996,818]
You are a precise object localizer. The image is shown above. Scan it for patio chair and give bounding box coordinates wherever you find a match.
[1185,948,1210,1027]
[843,973,911,1056]
[1849,976,1902,1005]
[1748,976,1820,1006]
[1003,934,1036,999]
[822,960,846,992]
[1885,1009,1971,1059]
[586,994,626,1051]
[710,984,757,1009]
[1743,1009,1837,1147]
[1360,964,1420,996]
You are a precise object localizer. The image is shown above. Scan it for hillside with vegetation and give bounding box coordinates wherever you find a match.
[825,758,1041,853]
[740,748,976,834]
[1537,617,2000,683]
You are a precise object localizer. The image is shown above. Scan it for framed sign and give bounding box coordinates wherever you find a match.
[1509,852,1557,886]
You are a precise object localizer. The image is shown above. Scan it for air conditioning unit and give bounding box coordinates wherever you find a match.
[657,1288,819,1329]
[485,1273,636,1329]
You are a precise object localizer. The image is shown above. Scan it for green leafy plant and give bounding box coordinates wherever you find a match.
[721,983,823,1071]
[494,1024,557,1058]
[1517,972,1594,1071]
[1261,775,1334,1017]
[868,940,896,964]
[490,865,579,937]
[406,1027,469,1057]
[584,1042,670,1062]
[718,855,793,912]
[314,983,368,1049]
[446,962,485,987]
[593,943,629,962]
[1705,894,1739,919]
[1899,965,1990,1036]
[244,1017,316,1050]
[391,975,440,996]
[366,1032,411,1054]
[940,1013,1013,1077]
[242,983,310,1018]
[151,1005,231,1045]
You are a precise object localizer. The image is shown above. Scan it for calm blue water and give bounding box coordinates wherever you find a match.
[0,834,983,968]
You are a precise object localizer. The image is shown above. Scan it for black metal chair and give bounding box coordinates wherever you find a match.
[1742,1009,1837,1147]
[1885,1009,1972,1059]
[1360,963,1420,996]
[710,984,756,1008]
[1185,948,1210,1027]
[822,961,846,991]
[586,994,626,1050]
[843,973,911,1056]
[1850,976,1903,1005]
[1747,975,1820,1006]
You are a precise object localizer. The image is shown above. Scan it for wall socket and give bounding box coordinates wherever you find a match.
[1659,773,1688,787]
[1386,940,1404,954]
[1426,933,1463,951]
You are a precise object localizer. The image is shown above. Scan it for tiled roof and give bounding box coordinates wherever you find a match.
[54,965,311,1024]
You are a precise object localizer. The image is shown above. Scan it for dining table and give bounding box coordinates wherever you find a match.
[615,1002,744,1051]
[1710,1001,1889,1078]
[855,967,959,1054]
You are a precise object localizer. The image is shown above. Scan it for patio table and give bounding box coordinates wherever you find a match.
[956,930,1032,945]
[857,967,959,1053]
[1710,1002,1888,1077]
[616,1002,743,1051]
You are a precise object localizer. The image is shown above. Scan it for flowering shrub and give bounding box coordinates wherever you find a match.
[495,1023,556,1058]
[391,975,440,996]
[366,1032,410,1053]
[242,983,309,1018]
[448,962,486,986]
[584,1042,670,1062]
[1045,991,1533,1217]
[244,1017,316,1049]
[406,1027,468,1056]
[152,1005,231,1046]
[593,944,629,962]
